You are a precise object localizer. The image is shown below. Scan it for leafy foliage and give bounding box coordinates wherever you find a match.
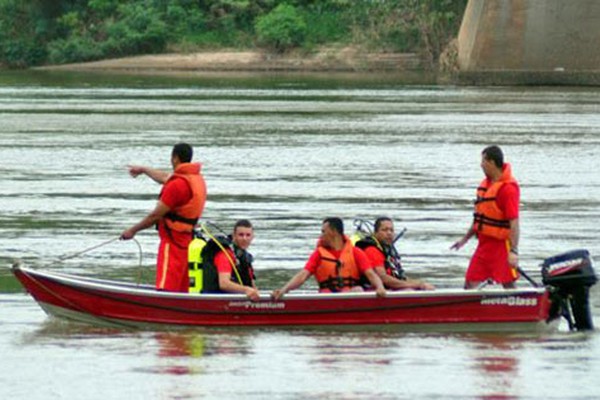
[346,0,466,64]
[0,0,467,68]
[0,1,49,67]
[255,3,307,53]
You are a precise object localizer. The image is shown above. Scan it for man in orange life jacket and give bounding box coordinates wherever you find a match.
[207,219,260,301]
[271,217,386,300]
[451,145,520,289]
[357,217,434,290]
[121,143,207,292]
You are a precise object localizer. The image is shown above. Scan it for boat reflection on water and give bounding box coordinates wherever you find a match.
[155,333,207,359]
[468,335,523,399]
[155,331,251,359]
[309,331,397,368]
[151,331,253,376]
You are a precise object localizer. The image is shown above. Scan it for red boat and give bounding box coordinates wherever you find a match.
[11,249,596,333]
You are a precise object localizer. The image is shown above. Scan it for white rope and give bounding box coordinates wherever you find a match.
[56,236,121,262]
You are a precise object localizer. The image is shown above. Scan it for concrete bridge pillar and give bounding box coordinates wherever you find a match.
[457,0,600,82]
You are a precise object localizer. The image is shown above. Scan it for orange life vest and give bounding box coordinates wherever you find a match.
[161,162,207,233]
[472,163,517,240]
[314,237,361,292]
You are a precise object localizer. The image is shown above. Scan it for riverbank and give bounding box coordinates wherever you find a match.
[34,48,423,74]
[27,48,600,86]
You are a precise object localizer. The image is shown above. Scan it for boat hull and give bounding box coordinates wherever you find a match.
[12,264,554,332]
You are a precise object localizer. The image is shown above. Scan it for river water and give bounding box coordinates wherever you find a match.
[1,71,600,399]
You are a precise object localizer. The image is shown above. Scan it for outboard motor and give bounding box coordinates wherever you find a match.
[542,249,597,331]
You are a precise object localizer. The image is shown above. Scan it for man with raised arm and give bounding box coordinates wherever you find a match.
[121,143,207,292]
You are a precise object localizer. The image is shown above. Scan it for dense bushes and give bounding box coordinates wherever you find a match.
[255,4,307,53]
[0,2,49,67]
[0,0,467,69]
[47,2,169,64]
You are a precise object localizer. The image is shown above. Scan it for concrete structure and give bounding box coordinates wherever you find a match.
[457,0,600,84]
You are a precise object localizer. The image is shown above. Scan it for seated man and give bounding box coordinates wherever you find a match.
[356,217,434,290]
[272,217,386,300]
[202,219,260,301]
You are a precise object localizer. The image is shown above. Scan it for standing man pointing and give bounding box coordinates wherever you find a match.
[451,145,520,289]
[121,143,207,292]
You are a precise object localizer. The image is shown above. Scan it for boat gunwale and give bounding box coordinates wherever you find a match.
[13,263,548,302]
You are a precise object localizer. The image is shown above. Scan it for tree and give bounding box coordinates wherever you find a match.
[255,3,307,53]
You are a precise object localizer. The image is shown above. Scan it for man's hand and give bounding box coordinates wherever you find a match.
[127,165,146,178]
[508,251,519,267]
[120,228,135,240]
[245,287,260,302]
[451,229,475,251]
[375,286,387,298]
[271,288,285,301]
[450,237,468,251]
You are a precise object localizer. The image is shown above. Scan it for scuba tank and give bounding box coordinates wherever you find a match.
[350,230,367,245]
[199,234,234,293]
[351,218,373,245]
[188,229,208,293]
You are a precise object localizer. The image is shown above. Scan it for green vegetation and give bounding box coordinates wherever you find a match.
[255,3,307,53]
[0,0,467,69]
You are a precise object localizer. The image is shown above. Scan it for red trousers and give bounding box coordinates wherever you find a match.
[465,237,518,284]
[156,239,189,292]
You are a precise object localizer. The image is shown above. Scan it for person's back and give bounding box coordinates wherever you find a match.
[199,236,234,293]
[158,161,206,249]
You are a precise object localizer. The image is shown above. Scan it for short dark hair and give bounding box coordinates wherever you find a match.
[322,217,344,235]
[234,219,253,232]
[172,143,193,163]
[482,145,504,168]
[374,216,393,232]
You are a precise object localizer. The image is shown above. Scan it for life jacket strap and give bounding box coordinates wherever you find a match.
[318,276,361,292]
[473,212,510,229]
[320,256,341,267]
[474,196,497,205]
[165,212,198,227]
[157,220,193,249]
